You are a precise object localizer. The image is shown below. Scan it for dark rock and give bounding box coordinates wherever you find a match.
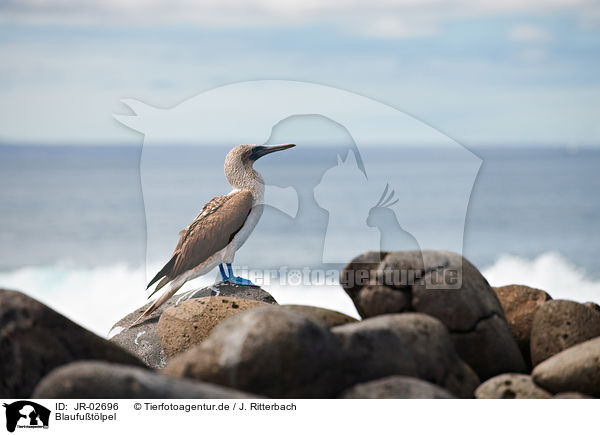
[340,376,455,399]
[408,252,526,380]
[32,361,257,398]
[109,282,277,369]
[532,336,600,396]
[163,305,342,398]
[282,305,358,328]
[474,373,552,399]
[158,297,269,359]
[0,289,145,398]
[340,250,526,380]
[339,251,388,316]
[530,299,600,366]
[493,285,552,366]
[332,313,480,398]
[355,285,412,317]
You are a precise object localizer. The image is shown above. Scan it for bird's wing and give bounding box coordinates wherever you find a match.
[146,190,254,292]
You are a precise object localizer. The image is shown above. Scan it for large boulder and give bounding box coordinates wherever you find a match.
[158,297,270,359]
[109,282,277,369]
[0,289,145,398]
[532,336,600,396]
[474,373,552,399]
[340,376,455,399]
[281,305,358,328]
[341,250,526,380]
[340,376,456,399]
[339,251,388,308]
[164,305,343,398]
[493,285,552,366]
[32,361,257,398]
[332,313,480,398]
[352,284,412,317]
[530,300,600,366]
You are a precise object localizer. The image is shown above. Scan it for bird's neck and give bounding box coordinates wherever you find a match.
[227,166,265,200]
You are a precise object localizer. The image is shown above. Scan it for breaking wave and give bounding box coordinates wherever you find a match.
[482,251,600,303]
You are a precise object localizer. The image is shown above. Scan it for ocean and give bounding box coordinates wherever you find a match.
[1,144,599,335]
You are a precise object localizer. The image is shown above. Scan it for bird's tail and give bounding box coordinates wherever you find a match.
[130,281,184,327]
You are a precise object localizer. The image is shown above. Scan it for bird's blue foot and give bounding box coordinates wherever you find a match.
[228,275,259,286]
[218,263,259,287]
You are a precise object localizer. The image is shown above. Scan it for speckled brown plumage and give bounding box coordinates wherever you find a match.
[147,190,253,293]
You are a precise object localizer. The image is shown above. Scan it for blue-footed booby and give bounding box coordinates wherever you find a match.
[133,143,295,325]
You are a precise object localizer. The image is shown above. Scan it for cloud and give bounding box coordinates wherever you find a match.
[516,47,549,62]
[1,0,599,146]
[508,24,553,43]
[1,0,598,38]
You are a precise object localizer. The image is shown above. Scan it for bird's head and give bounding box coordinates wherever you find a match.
[225,143,295,189]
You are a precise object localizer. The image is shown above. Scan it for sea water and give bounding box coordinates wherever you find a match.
[0,145,598,335]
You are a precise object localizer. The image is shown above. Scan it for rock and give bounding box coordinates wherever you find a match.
[332,313,480,398]
[354,285,412,318]
[552,392,593,399]
[474,373,552,399]
[109,282,277,369]
[282,305,358,328]
[0,289,145,398]
[340,376,455,399]
[493,285,552,366]
[340,251,388,316]
[408,252,527,380]
[158,297,269,359]
[340,250,526,380]
[164,305,342,398]
[32,361,257,398]
[530,299,600,366]
[584,302,600,313]
[532,336,600,396]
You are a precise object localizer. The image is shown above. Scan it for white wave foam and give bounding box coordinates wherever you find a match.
[482,251,600,304]
[0,264,149,337]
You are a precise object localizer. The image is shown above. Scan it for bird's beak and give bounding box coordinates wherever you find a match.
[250,144,295,161]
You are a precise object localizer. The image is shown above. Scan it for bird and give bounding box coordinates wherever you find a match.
[366,183,421,253]
[132,143,296,325]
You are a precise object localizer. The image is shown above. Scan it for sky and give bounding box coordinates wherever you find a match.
[0,0,599,147]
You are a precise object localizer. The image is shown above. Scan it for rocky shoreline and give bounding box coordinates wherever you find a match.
[1,250,599,399]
